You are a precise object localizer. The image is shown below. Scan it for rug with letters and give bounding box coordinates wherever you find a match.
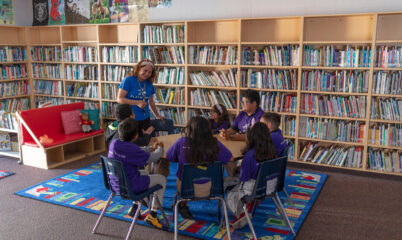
[15,162,326,240]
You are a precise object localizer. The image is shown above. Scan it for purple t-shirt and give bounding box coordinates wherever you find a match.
[232,107,264,133]
[108,139,151,194]
[271,129,287,156]
[212,121,230,134]
[166,136,233,180]
[239,148,259,182]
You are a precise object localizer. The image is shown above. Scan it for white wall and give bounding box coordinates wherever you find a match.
[11,0,402,26]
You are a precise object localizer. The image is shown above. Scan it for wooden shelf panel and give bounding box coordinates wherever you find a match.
[300,90,368,96]
[367,144,402,151]
[239,65,299,69]
[155,103,186,108]
[369,119,402,124]
[0,78,29,82]
[0,127,18,133]
[299,114,367,121]
[240,87,298,93]
[188,85,237,90]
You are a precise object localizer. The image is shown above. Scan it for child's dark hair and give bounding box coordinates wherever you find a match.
[118,118,139,142]
[241,122,277,162]
[210,104,230,129]
[184,116,220,165]
[115,104,133,122]
[243,89,260,107]
[261,112,281,130]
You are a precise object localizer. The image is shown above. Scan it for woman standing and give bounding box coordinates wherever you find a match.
[117,59,174,136]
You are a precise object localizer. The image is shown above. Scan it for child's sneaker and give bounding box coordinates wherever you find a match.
[145,214,162,229]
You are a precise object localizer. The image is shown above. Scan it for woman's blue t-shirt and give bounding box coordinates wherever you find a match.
[119,76,155,121]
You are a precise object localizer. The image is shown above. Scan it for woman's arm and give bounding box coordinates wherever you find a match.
[117,89,146,108]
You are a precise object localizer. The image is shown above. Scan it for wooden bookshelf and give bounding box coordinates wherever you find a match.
[1,12,400,175]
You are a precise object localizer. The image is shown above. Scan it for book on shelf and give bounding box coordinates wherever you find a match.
[188,46,237,65]
[0,111,18,131]
[370,97,402,121]
[190,89,236,109]
[67,99,99,110]
[101,83,119,100]
[0,98,30,112]
[103,65,132,82]
[154,88,184,105]
[241,45,299,66]
[101,101,118,118]
[63,46,98,63]
[30,46,61,62]
[34,96,64,108]
[368,148,401,173]
[0,64,27,80]
[281,116,296,136]
[32,63,62,79]
[101,46,138,63]
[154,107,185,125]
[368,123,401,147]
[372,71,402,95]
[0,133,11,151]
[0,46,26,62]
[143,25,185,44]
[375,45,402,68]
[189,69,237,87]
[260,92,297,113]
[143,46,185,64]
[65,64,98,81]
[34,80,63,96]
[156,67,184,85]
[241,69,297,90]
[0,81,30,97]
[66,82,99,99]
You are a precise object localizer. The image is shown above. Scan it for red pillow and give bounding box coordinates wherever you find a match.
[60,110,82,135]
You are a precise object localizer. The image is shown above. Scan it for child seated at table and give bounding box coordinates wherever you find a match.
[225,122,277,229]
[260,112,288,156]
[108,118,166,228]
[209,104,230,134]
[166,116,234,219]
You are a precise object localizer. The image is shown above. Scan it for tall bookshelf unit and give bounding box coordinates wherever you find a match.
[0,12,400,176]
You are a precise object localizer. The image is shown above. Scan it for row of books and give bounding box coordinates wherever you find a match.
[33,96,64,108]
[155,67,185,85]
[0,81,30,97]
[368,123,401,147]
[142,25,185,44]
[301,70,369,93]
[375,46,402,68]
[30,46,61,62]
[240,69,297,90]
[67,99,99,110]
[65,65,98,81]
[303,45,371,67]
[0,98,30,112]
[190,89,236,109]
[154,88,184,105]
[299,116,365,143]
[101,101,118,118]
[66,83,98,99]
[370,97,402,121]
[156,107,186,125]
[101,46,138,63]
[281,116,296,136]
[299,142,362,168]
[63,46,98,63]
[103,65,132,82]
[260,92,297,113]
[0,47,26,62]
[34,80,63,96]
[143,46,185,64]
[188,46,237,65]
[0,64,27,80]
[189,109,210,119]
[101,83,118,100]
[367,148,401,173]
[32,64,61,79]
[189,69,237,87]
[241,45,299,66]
[372,71,401,95]
[300,94,366,118]
[0,111,17,130]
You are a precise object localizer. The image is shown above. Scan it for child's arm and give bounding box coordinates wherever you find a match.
[146,146,164,163]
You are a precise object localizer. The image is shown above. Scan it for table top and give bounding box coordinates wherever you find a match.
[156,133,246,159]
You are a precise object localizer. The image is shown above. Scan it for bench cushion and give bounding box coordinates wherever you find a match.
[23,130,104,148]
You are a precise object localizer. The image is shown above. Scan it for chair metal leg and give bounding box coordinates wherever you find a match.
[220,198,232,240]
[274,193,296,236]
[153,193,169,227]
[283,188,295,207]
[243,204,257,240]
[92,193,114,234]
[174,199,185,240]
[125,202,142,240]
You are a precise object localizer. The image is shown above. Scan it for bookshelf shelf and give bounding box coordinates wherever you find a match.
[240,87,298,93]
[30,43,62,46]
[188,85,237,90]
[299,114,367,121]
[34,94,64,98]
[141,43,185,46]
[371,93,402,98]
[65,96,99,101]
[31,61,63,64]
[0,95,30,100]
[155,64,185,67]
[375,40,402,44]
[301,66,371,70]
[155,103,186,108]
[187,42,239,46]
[101,99,117,102]
[298,137,365,146]
[284,135,296,139]
[0,61,27,64]
[368,144,402,151]
[63,62,98,65]
[241,41,301,45]
[0,78,29,82]
[64,79,99,83]
[369,119,402,124]
[99,62,137,66]
[374,67,402,71]
[153,84,185,87]
[300,90,368,96]
[303,41,373,44]
[239,65,299,69]
[188,64,238,68]
[290,160,362,171]
[0,127,18,133]
[32,78,63,81]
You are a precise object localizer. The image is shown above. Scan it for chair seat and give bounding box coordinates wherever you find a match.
[131,184,162,201]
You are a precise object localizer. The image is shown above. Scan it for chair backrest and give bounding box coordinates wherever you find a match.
[180,161,224,199]
[281,142,291,158]
[100,155,134,200]
[277,142,291,191]
[248,156,288,200]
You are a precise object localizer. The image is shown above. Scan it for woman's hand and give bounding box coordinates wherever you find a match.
[156,115,165,122]
[137,100,147,109]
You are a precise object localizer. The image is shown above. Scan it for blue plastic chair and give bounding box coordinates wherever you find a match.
[279,143,295,207]
[174,162,231,240]
[242,156,296,239]
[92,156,169,240]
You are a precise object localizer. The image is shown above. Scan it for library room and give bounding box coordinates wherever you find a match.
[0,0,401,239]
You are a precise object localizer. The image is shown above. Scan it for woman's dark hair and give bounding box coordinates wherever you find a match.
[243,89,260,107]
[183,116,220,165]
[115,104,133,122]
[209,104,230,130]
[118,118,139,142]
[126,59,156,83]
[241,122,277,162]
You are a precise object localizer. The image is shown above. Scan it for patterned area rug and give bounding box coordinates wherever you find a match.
[0,170,14,179]
[15,162,326,240]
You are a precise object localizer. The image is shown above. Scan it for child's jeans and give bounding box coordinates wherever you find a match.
[139,170,166,208]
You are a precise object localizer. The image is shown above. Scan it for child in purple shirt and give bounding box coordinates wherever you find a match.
[226,122,277,229]
[220,89,263,141]
[108,118,166,229]
[261,112,288,156]
[166,116,233,219]
[209,104,230,134]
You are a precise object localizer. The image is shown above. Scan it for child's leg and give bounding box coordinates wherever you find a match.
[148,174,166,210]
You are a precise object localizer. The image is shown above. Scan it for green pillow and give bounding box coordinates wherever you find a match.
[80,109,100,130]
